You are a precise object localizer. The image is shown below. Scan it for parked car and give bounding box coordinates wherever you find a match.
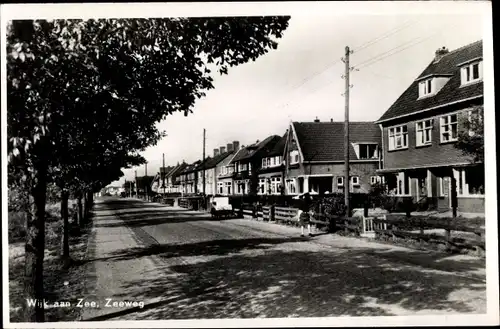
[210,196,235,219]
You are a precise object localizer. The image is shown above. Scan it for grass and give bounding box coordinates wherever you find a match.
[8,200,92,322]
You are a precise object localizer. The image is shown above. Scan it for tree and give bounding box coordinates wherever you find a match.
[455,105,484,163]
[7,16,290,322]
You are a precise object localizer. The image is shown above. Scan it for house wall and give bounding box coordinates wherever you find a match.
[285,162,378,194]
[382,101,481,170]
[302,162,379,193]
[457,197,485,213]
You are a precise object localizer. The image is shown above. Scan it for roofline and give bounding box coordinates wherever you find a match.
[415,73,453,82]
[456,56,483,67]
[290,122,305,163]
[375,95,483,124]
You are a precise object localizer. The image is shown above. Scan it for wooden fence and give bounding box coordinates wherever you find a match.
[235,205,485,253]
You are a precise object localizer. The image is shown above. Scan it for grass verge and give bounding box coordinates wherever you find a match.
[9,202,93,322]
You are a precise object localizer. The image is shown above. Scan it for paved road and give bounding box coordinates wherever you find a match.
[81,197,486,320]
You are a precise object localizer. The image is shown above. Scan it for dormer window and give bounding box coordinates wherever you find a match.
[355,143,378,159]
[419,79,433,97]
[461,60,482,85]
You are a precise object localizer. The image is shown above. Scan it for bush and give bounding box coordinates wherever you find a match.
[8,211,26,242]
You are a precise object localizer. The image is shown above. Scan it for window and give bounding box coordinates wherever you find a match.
[396,172,410,196]
[461,61,482,85]
[371,176,382,185]
[419,79,433,97]
[359,144,378,159]
[416,119,433,146]
[224,181,232,195]
[287,179,296,194]
[351,176,360,186]
[217,182,223,194]
[238,163,248,172]
[388,125,408,150]
[439,177,449,197]
[262,159,267,168]
[337,177,344,187]
[454,166,485,196]
[258,179,266,194]
[290,150,299,164]
[440,114,458,142]
[271,177,282,194]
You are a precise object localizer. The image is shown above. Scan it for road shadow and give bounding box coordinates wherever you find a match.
[85,245,485,320]
[79,236,306,264]
[94,208,196,218]
[348,247,486,281]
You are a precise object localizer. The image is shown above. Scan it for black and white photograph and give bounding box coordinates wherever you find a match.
[1,1,498,327]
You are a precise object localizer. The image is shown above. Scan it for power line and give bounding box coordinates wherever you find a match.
[353,21,461,71]
[352,19,419,54]
[354,34,432,69]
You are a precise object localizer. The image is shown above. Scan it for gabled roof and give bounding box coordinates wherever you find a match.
[231,135,281,163]
[198,151,234,170]
[166,163,187,178]
[292,121,381,162]
[264,133,287,157]
[159,166,174,179]
[180,160,202,174]
[136,175,155,188]
[377,40,483,123]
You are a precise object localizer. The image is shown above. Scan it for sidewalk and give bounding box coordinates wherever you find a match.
[79,200,174,321]
[233,217,486,282]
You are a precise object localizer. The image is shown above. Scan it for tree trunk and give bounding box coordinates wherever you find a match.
[83,192,89,222]
[23,161,47,322]
[60,189,69,260]
[77,195,83,227]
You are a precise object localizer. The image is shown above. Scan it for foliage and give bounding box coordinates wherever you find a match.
[6,17,290,322]
[455,105,484,164]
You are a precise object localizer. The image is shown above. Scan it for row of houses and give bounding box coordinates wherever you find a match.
[150,40,485,213]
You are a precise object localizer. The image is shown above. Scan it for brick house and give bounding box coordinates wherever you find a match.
[150,166,174,194]
[230,135,282,196]
[284,119,382,195]
[179,160,202,195]
[215,141,240,195]
[376,40,484,213]
[196,144,235,196]
[257,133,287,195]
[163,162,187,193]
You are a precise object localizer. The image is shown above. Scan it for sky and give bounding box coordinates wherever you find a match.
[110,2,487,187]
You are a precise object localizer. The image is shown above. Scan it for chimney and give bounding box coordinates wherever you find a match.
[233,141,240,151]
[219,146,226,154]
[434,46,449,62]
[227,143,234,152]
[314,116,320,123]
[213,148,220,157]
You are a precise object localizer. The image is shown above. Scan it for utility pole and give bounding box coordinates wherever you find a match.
[134,170,138,198]
[342,46,353,219]
[162,153,166,195]
[145,162,148,201]
[202,128,206,196]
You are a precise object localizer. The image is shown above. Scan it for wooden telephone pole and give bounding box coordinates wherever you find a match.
[145,162,148,201]
[134,170,138,198]
[342,46,353,219]
[202,128,206,196]
[162,153,166,195]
